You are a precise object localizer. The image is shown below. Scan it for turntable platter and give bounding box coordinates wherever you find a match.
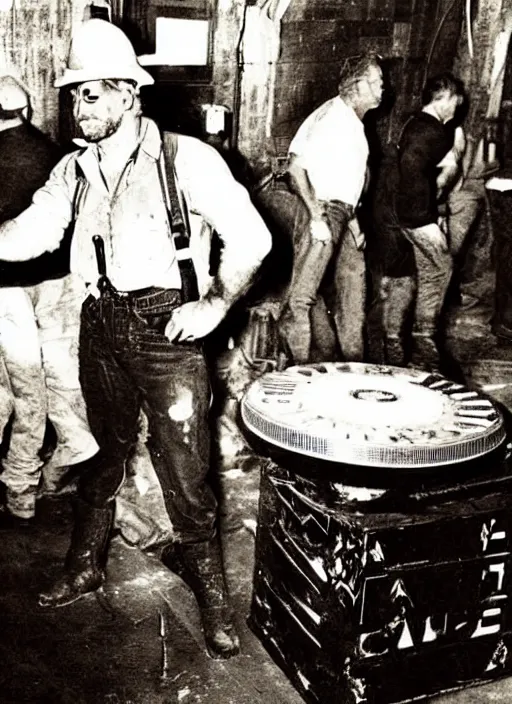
[241,363,506,468]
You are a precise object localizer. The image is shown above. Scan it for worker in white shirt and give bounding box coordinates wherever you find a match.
[0,20,271,660]
[278,54,384,364]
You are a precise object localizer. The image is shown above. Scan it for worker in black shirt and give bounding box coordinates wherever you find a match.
[369,72,464,371]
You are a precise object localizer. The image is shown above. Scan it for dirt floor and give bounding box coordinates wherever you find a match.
[2,311,512,703]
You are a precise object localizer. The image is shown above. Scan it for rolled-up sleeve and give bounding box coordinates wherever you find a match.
[0,154,75,261]
[177,137,272,265]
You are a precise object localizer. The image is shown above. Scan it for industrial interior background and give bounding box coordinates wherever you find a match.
[2,1,512,703]
[0,0,508,168]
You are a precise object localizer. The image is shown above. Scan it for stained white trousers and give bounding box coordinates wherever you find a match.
[0,275,98,493]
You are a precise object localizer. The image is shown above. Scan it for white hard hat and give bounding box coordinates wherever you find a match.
[54,20,154,89]
[0,75,29,112]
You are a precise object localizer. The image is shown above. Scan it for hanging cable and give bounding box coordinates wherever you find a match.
[423,0,462,86]
[231,2,251,150]
[465,0,474,59]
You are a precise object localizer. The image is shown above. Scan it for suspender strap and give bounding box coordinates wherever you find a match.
[157,131,199,302]
[73,162,89,217]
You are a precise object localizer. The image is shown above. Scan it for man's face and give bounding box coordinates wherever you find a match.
[359,65,384,110]
[72,80,127,142]
[437,90,463,123]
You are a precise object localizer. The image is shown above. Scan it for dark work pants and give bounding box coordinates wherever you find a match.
[278,199,365,364]
[367,222,452,367]
[77,288,216,544]
[488,189,512,329]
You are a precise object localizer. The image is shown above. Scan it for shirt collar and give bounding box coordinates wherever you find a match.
[335,95,363,126]
[137,117,162,161]
[73,116,163,192]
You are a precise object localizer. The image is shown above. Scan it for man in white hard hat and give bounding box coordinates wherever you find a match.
[0,20,271,659]
[0,74,98,522]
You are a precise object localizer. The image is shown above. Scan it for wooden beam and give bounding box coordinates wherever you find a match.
[456,0,509,139]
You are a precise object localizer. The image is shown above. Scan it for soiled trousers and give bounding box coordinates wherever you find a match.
[77,288,216,544]
[278,199,366,364]
[369,223,453,365]
[0,276,98,493]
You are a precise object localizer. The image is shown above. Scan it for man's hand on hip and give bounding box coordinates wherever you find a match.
[165,297,230,343]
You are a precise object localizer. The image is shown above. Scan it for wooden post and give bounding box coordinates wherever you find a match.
[212,0,245,114]
[235,0,291,178]
[456,0,511,143]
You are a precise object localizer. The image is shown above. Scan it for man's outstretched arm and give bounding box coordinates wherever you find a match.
[0,155,75,261]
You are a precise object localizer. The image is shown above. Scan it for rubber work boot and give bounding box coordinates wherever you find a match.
[384,335,406,367]
[39,465,78,497]
[409,333,442,374]
[6,486,37,519]
[38,497,114,608]
[161,536,240,659]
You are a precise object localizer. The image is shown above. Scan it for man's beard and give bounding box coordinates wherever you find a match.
[78,115,122,142]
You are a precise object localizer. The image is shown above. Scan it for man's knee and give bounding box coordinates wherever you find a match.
[282,295,317,314]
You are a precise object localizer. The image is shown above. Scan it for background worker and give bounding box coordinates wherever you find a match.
[278,54,384,364]
[0,74,97,521]
[369,72,465,371]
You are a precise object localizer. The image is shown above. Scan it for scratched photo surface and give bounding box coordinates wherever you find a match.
[2,1,512,704]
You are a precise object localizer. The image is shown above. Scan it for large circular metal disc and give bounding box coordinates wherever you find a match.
[241,363,506,468]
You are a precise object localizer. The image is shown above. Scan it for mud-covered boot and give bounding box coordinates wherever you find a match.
[410,332,442,374]
[39,465,78,497]
[161,536,240,659]
[39,497,114,608]
[384,335,406,367]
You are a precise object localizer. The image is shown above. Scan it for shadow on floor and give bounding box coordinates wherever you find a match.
[0,490,304,704]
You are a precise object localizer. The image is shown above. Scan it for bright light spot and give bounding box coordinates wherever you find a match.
[168,388,194,422]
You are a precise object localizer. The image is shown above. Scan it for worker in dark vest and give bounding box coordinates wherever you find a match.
[0,74,98,521]
[0,21,271,659]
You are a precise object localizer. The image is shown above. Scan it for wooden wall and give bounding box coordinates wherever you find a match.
[168,0,509,180]
[129,0,498,179]
[456,0,511,142]
[235,0,463,175]
[0,0,90,140]
[0,0,503,174]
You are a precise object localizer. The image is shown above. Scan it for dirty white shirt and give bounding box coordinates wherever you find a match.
[0,118,271,294]
[289,96,369,208]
